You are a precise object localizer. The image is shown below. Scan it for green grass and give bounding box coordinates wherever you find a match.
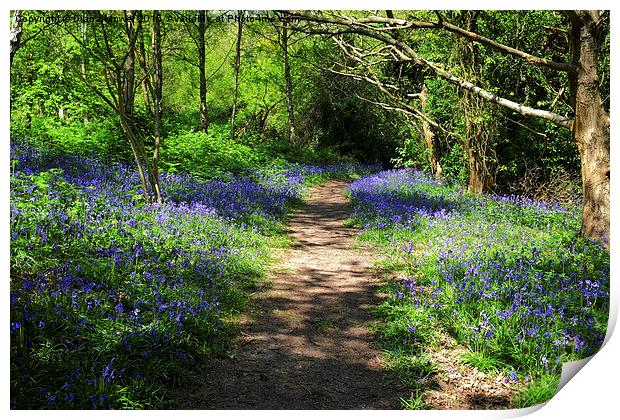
[461,351,511,374]
[512,373,560,408]
[400,391,431,410]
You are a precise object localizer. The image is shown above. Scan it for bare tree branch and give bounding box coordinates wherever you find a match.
[436,19,575,73]
[290,11,575,72]
[288,11,573,129]
[295,36,461,140]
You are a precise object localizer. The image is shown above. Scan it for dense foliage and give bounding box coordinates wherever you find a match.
[347,169,609,407]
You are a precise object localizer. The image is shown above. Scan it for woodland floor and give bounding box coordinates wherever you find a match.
[171,180,514,410]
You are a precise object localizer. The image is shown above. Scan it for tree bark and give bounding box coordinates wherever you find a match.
[136,17,153,117]
[123,11,137,119]
[419,85,441,179]
[456,12,495,194]
[230,11,243,139]
[198,10,208,133]
[81,20,89,124]
[569,11,610,244]
[120,10,157,204]
[10,10,23,67]
[150,10,163,204]
[462,125,493,194]
[282,19,297,145]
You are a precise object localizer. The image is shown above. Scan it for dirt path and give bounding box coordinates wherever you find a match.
[173,180,403,409]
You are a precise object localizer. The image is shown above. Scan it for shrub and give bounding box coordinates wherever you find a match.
[161,126,267,179]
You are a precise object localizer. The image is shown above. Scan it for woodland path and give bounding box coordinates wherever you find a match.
[173,180,403,409]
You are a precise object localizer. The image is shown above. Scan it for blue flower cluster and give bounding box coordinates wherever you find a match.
[348,169,609,379]
[348,169,463,229]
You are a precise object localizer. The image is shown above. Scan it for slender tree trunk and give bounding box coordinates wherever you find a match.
[129,11,162,204]
[282,19,297,145]
[150,10,163,204]
[570,11,610,244]
[136,32,153,117]
[123,11,137,119]
[81,20,89,124]
[230,10,243,139]
[140,80,152,115]
[419,85,442,180]
[58,65,66,119]
[135,16,153,117]
[198,11,208,134]
[120,117,151,201]
[10,10,23,67]
[121,10,153,203]
[10,10,23,120]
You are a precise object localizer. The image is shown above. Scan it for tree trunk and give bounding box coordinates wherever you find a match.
[130,11,162,204]
[462,134,492,194]
[123,11,137,119]
[419,85,442,180]
[10,10,23,121]
[119,117,151,201]
[282,19,297,145]
[136,16,153,117]
[462,107,495,194]
[149,10,163,204]
[456,11,495,194]
[230,11,243,139]
[81,20,89,124]
[198,10,208,133]
[570,12,610,244]
[10,10,23,67]
[121,10,154,203]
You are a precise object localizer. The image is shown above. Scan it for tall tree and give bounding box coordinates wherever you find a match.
[197,10,208,133]
[136,17,153,116]
[418,85,442,180]
[453,11,496,193]
[281,17,297,145]
[150,10,164,204]
[230,10,244,139]
[63,10,162,203]
[136,10,164,204]
[566,11,610,242]
[173,10,215,133]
